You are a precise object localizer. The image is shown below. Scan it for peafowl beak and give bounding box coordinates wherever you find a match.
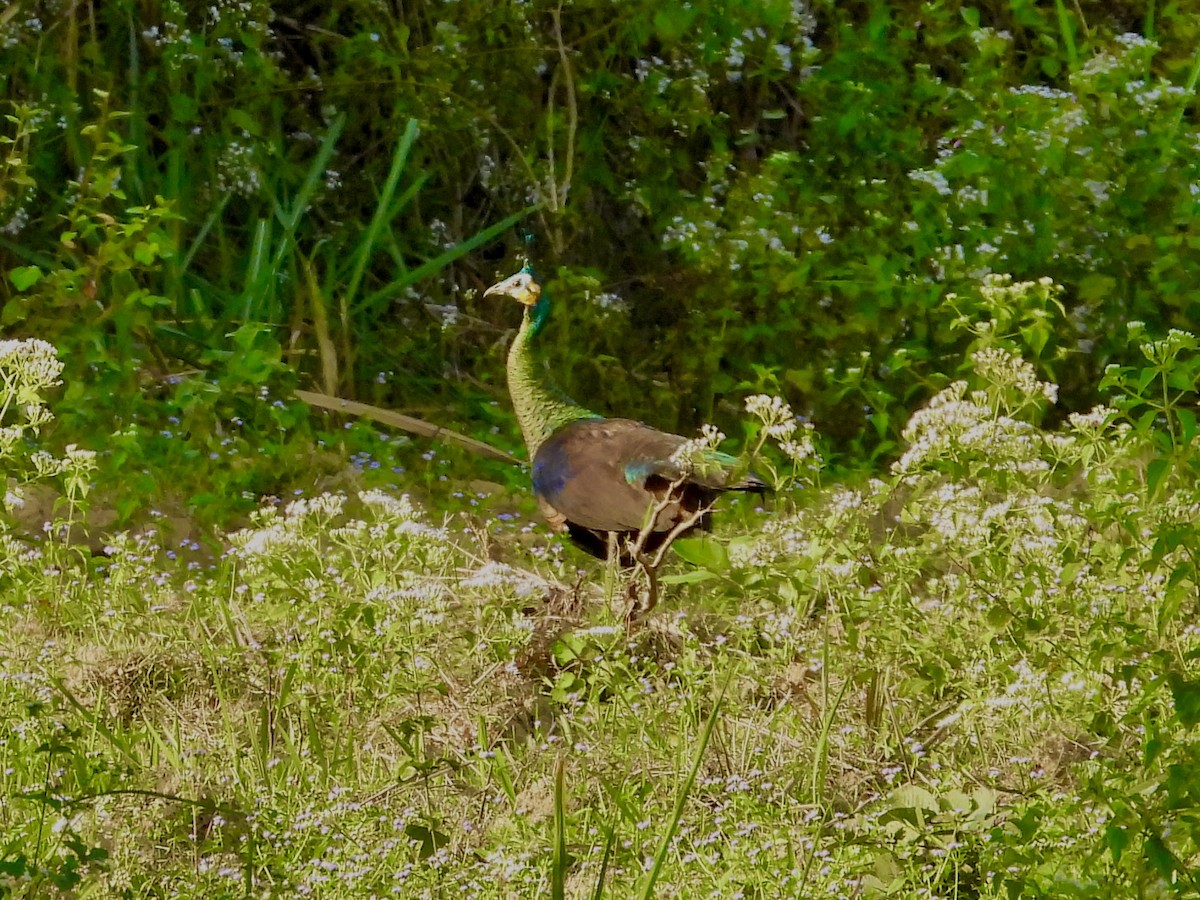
[484,271,542,307]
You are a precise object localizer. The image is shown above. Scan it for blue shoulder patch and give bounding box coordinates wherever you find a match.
[532,440,572,500]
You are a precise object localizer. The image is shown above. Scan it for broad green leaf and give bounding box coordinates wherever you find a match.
[672,536,729,571]
[1168,671,1200,728]
[9,265,42,291]
[1105,824,1129,862]
[1077,273,1115,301]
[1146,456,1170,498]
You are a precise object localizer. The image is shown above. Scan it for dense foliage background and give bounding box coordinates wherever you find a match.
[3,0,1198,506]
[5,2,1200,896]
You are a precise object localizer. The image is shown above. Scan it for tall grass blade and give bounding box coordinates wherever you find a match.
[276,114,345,237]
[240,218,272,321]
[355,205,537,317]
[812,608,851,804]
[180,193,231,289]
[50,679,142,769]
[233,115,345,326]
[589,820,616,900]
[302,257,339,394]
[1053,0,1077,69]
[343,118,420,310]
[636,670,732,900]
[1163,47,1200,163]
[552,755,568,900]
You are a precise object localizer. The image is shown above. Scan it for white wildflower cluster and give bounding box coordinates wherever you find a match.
[1127,79,1189,113]
[460,561,545,599]
[908,168,952,196]
[1051,107,1087,134]
[745,394,793,437]
[662,213,722,258]
[0,340,93,512]
[918,479,1087,570]
[778,430,817,466]
[817,554,860,587]
[285,493,346,521]
[971,346,1059,407]
[0,531,40,579]
[428,218,455,251]
[205,0,256,28]
[1066,406,1118,439]
[734,512,808,569]
[359,489,418,520]
[1009,84,1073,101]
[745,393,819,465]
[892,366,1064,482]
[1115,32,1157,50]
[970,27,1012,47]
[670,423,726,470]
[214,140,262,197]
[1140,327,1198,365]
[0,12,44,51]
[978,272,1062,309]
[229,507,300,562]
[231,490,454,588]
[230,493,338,560]
[588,289,628,313]
[60,443,98,504]
[1,205,30,236]
[424,302,460,329]
[0,338,63,407]
[1074,34,1157,84]
[987,658,1048,711]
[925,481,988,548]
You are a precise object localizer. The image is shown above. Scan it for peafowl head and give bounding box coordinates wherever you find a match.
[484,266,542,307]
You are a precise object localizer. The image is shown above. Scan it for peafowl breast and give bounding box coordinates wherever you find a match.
[485,265,766,561]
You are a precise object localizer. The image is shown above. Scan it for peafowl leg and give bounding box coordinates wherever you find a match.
[603,531,623,616]
[623,477,716,621]
[623,556,657,623]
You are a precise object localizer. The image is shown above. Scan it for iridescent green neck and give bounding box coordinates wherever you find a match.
[507,294,596,457]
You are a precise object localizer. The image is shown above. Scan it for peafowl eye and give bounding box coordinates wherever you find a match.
[485,265,767,565]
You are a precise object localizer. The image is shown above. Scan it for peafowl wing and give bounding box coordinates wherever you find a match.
[532,418,765,558]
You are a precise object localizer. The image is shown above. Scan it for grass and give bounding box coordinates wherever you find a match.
[3,304,1200,897]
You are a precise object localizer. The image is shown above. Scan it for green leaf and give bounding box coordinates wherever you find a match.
[653,5,696,42]
[986,605,1012,628]
[355,204,535,317]
[404,821,450,860]
[169,92,198,123]
[1105,824,1129,862]
[1175,407,1197,444]
[133,241,159,265]
[1168,671,1200,727]
[660,570,718,585]
[671,536,729,571]
[1143,832,1176,879]
[227,108,263,137]
[9,265,43,291]
[1019,321,1049,357]
[1147,456,1171,498]
[1077,273,1115,302]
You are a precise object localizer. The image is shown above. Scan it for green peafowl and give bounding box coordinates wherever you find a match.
[485,264,766,608]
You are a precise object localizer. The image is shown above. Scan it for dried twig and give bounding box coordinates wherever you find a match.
[622,473,714,620]
[294,389,518,463]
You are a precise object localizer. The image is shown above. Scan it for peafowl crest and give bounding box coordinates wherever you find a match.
[485,265,767,591]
